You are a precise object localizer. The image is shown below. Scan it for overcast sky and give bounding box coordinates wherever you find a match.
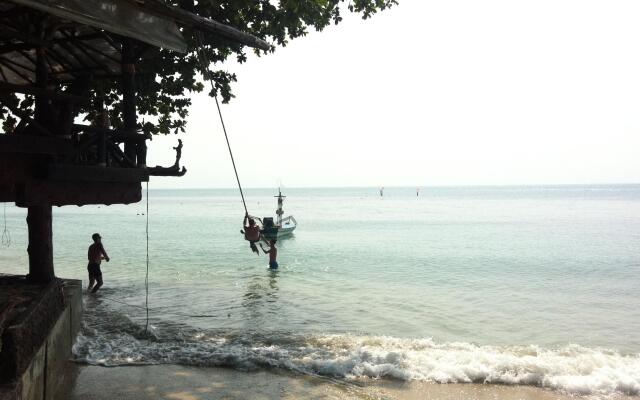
[147,0,640,189]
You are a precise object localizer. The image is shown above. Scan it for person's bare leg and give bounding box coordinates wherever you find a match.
[91,276,103,293]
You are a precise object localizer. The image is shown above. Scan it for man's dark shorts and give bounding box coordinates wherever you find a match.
[87,262,102,279]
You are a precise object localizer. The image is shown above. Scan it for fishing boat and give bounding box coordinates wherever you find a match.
[260,189,297,240]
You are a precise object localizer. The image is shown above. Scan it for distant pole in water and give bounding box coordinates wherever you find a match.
[417,187,419,197]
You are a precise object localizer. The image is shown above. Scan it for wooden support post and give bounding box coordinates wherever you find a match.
[26,43,55,282]
[95,97,107,167]
[26,205,55,282]
[136,138,147,167]
[33,47,48,126]
[121,39,139,165]
[98,129,107,166]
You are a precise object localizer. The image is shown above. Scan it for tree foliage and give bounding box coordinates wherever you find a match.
[0,0,396,135]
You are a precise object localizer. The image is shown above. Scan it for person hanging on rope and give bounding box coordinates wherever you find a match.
[243,213,261,255]
[87,233,110,293]
[260,239,278,270]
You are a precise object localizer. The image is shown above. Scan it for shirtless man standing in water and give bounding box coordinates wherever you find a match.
[260,239,278,270]
[87,233,109,293]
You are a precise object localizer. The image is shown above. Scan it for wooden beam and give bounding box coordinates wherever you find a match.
[59,30,119,71]
[54,39,92,71]
[94,29,121,53]
[16,49,36,68]
[147,165,186,177]
[126,0,270,51]
[0,154,36,182]
[45,45,76,71]
[47,164,149,183]
[0,134,75,155]
[41,50,60,84]
[0,182,16,202]
[0,25,46,47]
[16,181,142,207]
[71,36,120,64]
[48,66,107,75]
[0,152,28,203]
[0,33,107,55]
[73,124,150,143]
[0,56,35,74]
[0,57,34,83]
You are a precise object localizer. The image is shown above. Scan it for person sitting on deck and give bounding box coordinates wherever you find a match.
[87,233,109,293]
[260,239,278,270]
[243,213,261,255]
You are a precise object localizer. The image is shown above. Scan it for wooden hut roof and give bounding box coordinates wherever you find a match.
[0,0,269,85]
[6,0,188,52]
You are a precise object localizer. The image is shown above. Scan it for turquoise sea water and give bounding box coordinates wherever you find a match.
[1,185,640,395]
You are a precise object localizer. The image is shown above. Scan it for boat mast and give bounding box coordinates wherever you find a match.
[275,188,285,226]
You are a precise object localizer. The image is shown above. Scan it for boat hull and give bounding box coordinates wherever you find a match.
[276,226,295,238]
[261,217,296,240]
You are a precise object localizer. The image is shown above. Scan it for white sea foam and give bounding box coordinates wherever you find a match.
[72,328,640,396]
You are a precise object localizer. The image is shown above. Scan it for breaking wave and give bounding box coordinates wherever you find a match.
[72,315,640,397]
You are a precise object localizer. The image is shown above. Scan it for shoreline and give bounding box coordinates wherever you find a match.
[61,364,625,400]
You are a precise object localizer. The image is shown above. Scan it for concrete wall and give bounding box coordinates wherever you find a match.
[0,279,82,400]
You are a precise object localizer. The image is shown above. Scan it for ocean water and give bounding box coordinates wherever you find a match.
[1,185,640,396]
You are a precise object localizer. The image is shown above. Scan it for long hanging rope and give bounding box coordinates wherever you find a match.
[101,183,216,320]
[194,33,248,215]
[144,181,150,334]
[213,86,248,215]
[122,37,253,332]
[2,203,10,247]
[100,184,216,323]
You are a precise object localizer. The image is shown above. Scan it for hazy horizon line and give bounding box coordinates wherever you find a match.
[148,182,640,190]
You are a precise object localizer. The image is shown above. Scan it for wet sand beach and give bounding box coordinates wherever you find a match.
[62,364,615,400]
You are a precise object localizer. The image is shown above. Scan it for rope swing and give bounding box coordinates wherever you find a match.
[144,181,150,334]
[2,203,10,247]
[195,33,248,215]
